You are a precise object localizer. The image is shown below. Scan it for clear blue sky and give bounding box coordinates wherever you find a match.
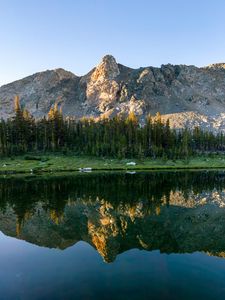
[1,0,225,86]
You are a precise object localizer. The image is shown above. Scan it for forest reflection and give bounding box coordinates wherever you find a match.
[1,171,225,262]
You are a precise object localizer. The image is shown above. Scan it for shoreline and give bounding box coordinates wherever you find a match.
[1,155,225,175]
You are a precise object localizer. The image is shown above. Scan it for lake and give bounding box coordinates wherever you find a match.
[1,171,225,299]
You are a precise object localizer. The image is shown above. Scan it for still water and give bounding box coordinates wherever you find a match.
[1,171,225,299]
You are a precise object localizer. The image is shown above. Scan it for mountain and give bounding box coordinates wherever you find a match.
[1,55,225,131]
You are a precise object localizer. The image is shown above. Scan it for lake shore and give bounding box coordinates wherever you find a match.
[1,155,225,174]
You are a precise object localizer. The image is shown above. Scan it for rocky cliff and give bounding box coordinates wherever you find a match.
[1,55,225,131]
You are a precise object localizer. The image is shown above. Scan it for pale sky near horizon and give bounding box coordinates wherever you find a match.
[0,0,225,86]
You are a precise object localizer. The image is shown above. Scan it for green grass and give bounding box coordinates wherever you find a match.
[0,154,225,174]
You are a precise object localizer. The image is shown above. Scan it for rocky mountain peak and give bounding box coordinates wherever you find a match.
[91,54,120,81]
[2,56,225,131]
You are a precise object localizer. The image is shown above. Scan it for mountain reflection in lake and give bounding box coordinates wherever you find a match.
[1,171,225,299]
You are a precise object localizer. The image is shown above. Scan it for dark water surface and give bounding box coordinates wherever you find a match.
[1,171,225,299]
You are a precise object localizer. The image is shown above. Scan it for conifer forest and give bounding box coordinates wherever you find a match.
[0,96,225,159]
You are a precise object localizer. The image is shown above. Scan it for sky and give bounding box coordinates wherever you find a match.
[0,0,225,86]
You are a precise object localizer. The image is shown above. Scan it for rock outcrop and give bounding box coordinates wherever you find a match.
[1,55,225,131]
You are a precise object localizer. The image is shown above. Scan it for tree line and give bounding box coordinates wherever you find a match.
[0,96,225,158]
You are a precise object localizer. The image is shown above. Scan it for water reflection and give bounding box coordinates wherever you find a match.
[1,171,225,262]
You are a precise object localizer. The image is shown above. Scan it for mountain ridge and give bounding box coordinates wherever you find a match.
[1,55,225,131]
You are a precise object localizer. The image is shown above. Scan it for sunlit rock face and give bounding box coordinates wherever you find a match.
[82,55,121,113]
[2,56,225,131]
[91,55,120,80]
[1,172,225,263]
